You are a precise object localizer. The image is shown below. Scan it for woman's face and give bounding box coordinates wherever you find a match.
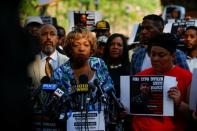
[71,38,91,64]
[150,46,175,74]
[109,37,123,59]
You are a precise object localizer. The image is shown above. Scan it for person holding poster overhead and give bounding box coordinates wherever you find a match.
[131,33,192,131]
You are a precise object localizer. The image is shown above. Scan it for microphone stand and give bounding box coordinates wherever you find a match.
[85,93,90,131]
[40,90,44,131]
[80,93,83,131]
[79,92,90,131]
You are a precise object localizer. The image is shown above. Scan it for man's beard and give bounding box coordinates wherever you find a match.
[43,46,55,55]
[186,44,197,52]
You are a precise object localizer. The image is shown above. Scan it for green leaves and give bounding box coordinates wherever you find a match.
[19,0,160,36]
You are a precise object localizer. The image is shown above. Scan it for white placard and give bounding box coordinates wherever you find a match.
[120,75,176,116]
[127,24,140,45]
[67,111,105,131]
[67,10,102,32]
[120,76,130,112]
[163,76,176,116]
[189,68,197,111]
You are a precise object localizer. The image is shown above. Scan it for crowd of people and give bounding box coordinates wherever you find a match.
[23,8,197,131]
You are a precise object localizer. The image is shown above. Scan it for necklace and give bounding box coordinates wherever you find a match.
[109,64,122,69]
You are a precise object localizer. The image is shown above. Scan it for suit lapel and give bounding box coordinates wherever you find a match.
[33,55,41,84]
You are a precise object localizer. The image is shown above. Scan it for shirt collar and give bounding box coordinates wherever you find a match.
[187,55,192,59]
[40,50,58,61]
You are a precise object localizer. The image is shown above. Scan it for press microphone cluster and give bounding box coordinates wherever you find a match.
[76,75,124,111]
[32,76,68,121]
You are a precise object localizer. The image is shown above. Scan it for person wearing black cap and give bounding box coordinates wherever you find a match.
[94,20,111,38]
[93,20,111,58]
[131,33,192,131]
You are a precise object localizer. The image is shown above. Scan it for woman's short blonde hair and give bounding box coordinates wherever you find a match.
[65,27,97,57]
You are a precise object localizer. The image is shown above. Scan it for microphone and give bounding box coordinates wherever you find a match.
[40,76,51,84]
[47,85,66,107]
[46,85,67,120]
[40,76,59,108]
[77,75,89,93]
[88,82,96,95]
[94,79,107,103]
[109,90,124,110]
[31,76,51,98]
[40,76,63,110]
[30,88,41,101]
[103,84,125,111]
[86,82,97,109]
[77,74,89,110]
[30,76,52,107]
[70,79,77,94]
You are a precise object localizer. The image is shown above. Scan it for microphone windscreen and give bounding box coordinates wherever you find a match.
[79,74,88,84]
[40,76,50,84]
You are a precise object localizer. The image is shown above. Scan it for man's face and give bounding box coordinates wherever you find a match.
[26,23,42,37]
[96,29,110,38]
[39,25,58,55]
[80,14,87,23]
[96,44,105,58]
[171,10,179,19]
[183,29,197,49]
[140,83,150,96]
[140,19,162,45]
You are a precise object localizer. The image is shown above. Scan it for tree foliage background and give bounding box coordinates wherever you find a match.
[19,0,161,36]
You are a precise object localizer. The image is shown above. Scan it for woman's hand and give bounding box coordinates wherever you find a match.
[168,87,181,107]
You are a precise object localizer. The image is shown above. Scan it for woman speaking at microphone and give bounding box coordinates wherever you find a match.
[51,27,114,111]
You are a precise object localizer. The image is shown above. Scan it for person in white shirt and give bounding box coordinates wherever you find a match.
[183,26,197,73]
[28,24,69,89]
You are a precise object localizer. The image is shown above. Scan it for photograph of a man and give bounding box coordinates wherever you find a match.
[131,81,152,114]
[74,13,88,28]
[140,82,151,98]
